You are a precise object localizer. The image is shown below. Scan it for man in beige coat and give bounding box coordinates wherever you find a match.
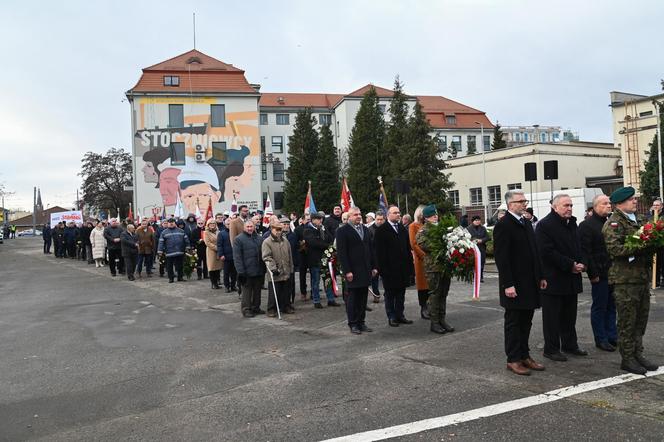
[262,217,295,316]
[229,205,251,245]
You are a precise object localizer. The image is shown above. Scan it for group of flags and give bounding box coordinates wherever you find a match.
[302,176,387,216]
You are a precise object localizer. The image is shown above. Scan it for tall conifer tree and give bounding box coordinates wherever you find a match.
[383,76,409,194]
[347,87,385,212]
[283,109,318,213]
[492,123,507,150]
[312,123,340,212]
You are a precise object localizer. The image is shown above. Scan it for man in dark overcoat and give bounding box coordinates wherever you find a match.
[493,190,547,376]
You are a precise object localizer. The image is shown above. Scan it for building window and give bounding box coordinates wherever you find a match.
[163,76,180,86]
[507,183,521,190]
[467,135,476,152]
[170,142,185,166]
[452,136,462,152]
[639,110,653,117]
[483,135,491,151]
[552,132,561,142]
[211,104,226,127]
[260,136,266,154]
[319,114,332,126]
[540,132,547,142]
[449,190,460,207]
[273,163,284,181]
[271,136,283,153]
[261,163,267,180]
[260,113,268,125]
[276,114,289,125]
[210,142,227,165]
[274,192,284,210]
[446,115,456,125]
[523,133,529,142]
[488,185,501,204]
[438,135,447,152]
[514,133,521,142]
[470,187,483,206]
[378,104,386,114]
[169,104,184,128]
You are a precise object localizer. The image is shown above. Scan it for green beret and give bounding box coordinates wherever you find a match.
[609,186,635,204]
[423,204,437,218]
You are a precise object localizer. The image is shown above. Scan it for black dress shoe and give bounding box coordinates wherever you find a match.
[327,301,341,307]
[635,355,659,371]
[168,279,174,283]
[253,308,266,315]
[388,319,400,327]
[360,324,373,332]
[350,326,362,335]
[242,311,255,318]
[564,348,588,356]
[177,277,184,282]
[609,340,618,347]
[543,352,568,362]
[621,358,647,375]
[314,303,324,309]
[430,322,446,334]
[441,321,455,332]
[397,318,413,324]
[420,307,430,320]
[596,342,616,352]
[365,306,373,312]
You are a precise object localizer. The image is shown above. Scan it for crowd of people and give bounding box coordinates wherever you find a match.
[35,186,659,377]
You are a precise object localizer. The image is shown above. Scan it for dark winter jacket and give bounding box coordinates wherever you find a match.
[233,231,265,277]
[467,223,490,253]
[158,227,190,257]
[52,226,65,244]
[323,215,342,238]
[103,225,124,250]
[303,223,332,268]
[336,223,376,289]
[42,226,52,241]
[120,231,138,257]
[536,210,584,296]
[64,226,77,244]
[578,211,611,281]
[216,228,234,261]
[374,221,413,290]
[80,226,92,246]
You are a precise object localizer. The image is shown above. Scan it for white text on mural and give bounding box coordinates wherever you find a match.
[140,131,253,148]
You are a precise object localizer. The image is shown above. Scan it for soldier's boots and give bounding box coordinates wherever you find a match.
[430,322,447,334]
[635,354,659,371]
[621,358,647,375]
[441,320,455,333]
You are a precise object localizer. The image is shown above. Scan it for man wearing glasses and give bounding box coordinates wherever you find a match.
[493,190,547,376]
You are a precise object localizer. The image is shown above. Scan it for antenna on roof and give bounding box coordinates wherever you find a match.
[193,12,196,49]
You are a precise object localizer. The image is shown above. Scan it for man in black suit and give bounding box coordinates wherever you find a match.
[374,205,414,326]
[536,193,588,362]
[336,206,377,335]
[493,190,547,376]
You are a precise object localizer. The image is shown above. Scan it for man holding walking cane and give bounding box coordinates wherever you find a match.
[262,217,295,317]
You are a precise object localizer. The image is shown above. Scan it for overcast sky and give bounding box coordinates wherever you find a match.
[1,0,662,210]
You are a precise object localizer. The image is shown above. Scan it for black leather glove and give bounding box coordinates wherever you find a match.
[272,269,280,277]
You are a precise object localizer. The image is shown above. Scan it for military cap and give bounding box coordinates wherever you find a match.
[610,186,635,204]
[423,204,437,218]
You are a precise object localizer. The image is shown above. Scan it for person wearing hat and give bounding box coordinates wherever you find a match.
[280,216,299,304]
[262,217,295,316]
[303,211,340,308]
[467,215,490,282]
[602,186,660,374]
[217,217,237,293]
[416,204,455,335]
[177,159,222,215]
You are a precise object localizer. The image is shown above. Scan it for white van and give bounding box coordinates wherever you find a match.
[491,188,604,223]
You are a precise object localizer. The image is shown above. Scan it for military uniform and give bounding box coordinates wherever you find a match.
[416,221,453,333]
[602,186,659,374]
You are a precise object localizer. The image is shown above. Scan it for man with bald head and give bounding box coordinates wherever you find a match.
[536,194,587,362]
[578,194,617,352]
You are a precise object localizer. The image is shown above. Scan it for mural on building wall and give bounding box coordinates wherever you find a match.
[134,97,261,217]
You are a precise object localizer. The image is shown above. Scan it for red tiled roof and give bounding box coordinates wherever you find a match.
[417,95,494,129]
[128,50,257,94]
[416,95,481,114]
[259,93,344,108]
[346,84,396,98]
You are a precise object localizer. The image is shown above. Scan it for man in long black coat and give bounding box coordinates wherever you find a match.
[374,205,414,326]
[336,207,377,335]
[536,194,587,362]
[493,190,547,376]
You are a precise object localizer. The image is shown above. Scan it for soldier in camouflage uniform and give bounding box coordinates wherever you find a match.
[602,186,659,374]
[416,205,454,334]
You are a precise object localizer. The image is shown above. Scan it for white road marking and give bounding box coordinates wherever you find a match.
[321,367,664,442]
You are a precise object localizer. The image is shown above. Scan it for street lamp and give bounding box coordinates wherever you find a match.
[475,121,488,223]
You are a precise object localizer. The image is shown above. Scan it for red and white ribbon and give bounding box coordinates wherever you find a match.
[472,243,481,300]
[328,260,339,297]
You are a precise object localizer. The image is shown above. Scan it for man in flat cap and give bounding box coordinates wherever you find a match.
[602,186,659,374]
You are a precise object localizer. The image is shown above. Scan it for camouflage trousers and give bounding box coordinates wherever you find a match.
[613,284,650,359]
[426,272,451,324]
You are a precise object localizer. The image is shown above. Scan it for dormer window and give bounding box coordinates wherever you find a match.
[446,115,456,125]
[163,76,180,86]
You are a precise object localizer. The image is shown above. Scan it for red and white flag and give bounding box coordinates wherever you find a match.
[304,181,317,215]
[202,197,213,240]
[262,194,273,228]
[340,177,355,213]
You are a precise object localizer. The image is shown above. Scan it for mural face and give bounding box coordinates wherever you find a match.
[133,97,261,217]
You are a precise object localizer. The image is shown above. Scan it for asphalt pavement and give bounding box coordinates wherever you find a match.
[1,238,663,441]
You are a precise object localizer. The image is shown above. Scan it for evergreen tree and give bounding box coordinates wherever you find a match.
[347,87,386,211]
[383,76,409,193]
[492,123,507,149]
[283,109,318,213]
[397,101,454,213]
[312,123,340,212]
[638,106,664,203]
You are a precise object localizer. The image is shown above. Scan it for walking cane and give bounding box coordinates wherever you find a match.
[266,267,282,320]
